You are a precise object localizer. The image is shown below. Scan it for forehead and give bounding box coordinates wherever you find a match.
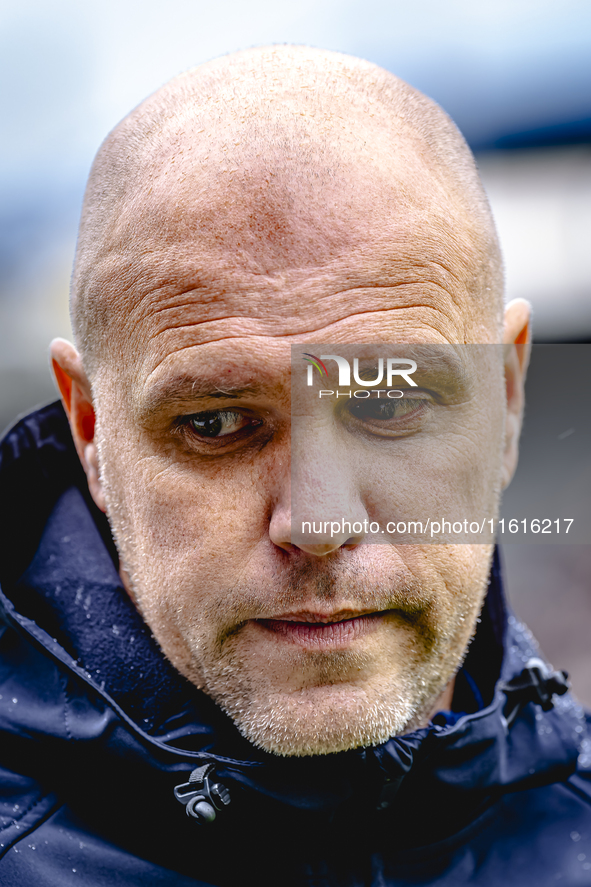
[98,228,481,391]
[88,125,492,395]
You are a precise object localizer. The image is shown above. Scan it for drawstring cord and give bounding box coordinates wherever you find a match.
[173,763,231,824]
[500,657,569,729]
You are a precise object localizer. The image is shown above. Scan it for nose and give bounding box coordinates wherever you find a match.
[268,435,369,556]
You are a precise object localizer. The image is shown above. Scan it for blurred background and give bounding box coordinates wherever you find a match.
[1,0,590,703]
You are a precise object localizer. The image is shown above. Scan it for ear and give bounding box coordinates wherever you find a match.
[50,338,106,512]
[501,299,532,489]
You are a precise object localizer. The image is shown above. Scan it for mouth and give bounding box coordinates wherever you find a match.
[253,610,385,648]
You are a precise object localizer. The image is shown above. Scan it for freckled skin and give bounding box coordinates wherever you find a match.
[51,47,530,756]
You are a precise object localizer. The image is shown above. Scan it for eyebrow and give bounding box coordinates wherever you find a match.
[345,347,473,390]
[138,376,263,422]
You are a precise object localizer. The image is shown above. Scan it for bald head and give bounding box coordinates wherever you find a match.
[54,47,531,759]
[71,45,502,376]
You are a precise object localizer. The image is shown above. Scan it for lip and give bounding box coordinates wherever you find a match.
[253,610,385,648]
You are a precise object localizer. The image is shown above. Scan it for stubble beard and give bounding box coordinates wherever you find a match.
[105,505,489,756]
[150,559,488,758]
[196,639,438,756]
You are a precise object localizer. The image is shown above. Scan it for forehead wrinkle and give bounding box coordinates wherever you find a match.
[126,303,469,384]
[92,231,480,358]
[137,274,463,322]
[122,285,468,377]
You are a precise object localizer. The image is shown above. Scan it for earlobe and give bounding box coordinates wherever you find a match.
[84,443,107,512]
[501,300,532,489]
[50,338,107,513]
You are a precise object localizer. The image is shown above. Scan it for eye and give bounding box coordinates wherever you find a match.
[346,395,428,433]
[187,410,256,438]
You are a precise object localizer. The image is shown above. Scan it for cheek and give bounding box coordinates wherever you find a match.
[100,432,274,576]
[396,544,492,633]
[359,417,505,532]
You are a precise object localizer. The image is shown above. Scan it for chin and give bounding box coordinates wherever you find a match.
[214,680,433,757]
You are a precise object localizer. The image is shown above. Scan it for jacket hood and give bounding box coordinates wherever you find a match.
[0,402,587,850]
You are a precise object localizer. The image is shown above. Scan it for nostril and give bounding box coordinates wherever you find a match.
[297,542,343,556]
[343,538,360,550]
[274,540,297,554]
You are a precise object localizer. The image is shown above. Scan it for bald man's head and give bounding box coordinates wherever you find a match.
[70,45,502,378]
[53,47,532,758]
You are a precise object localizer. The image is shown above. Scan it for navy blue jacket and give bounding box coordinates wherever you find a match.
[1,402,590,885]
